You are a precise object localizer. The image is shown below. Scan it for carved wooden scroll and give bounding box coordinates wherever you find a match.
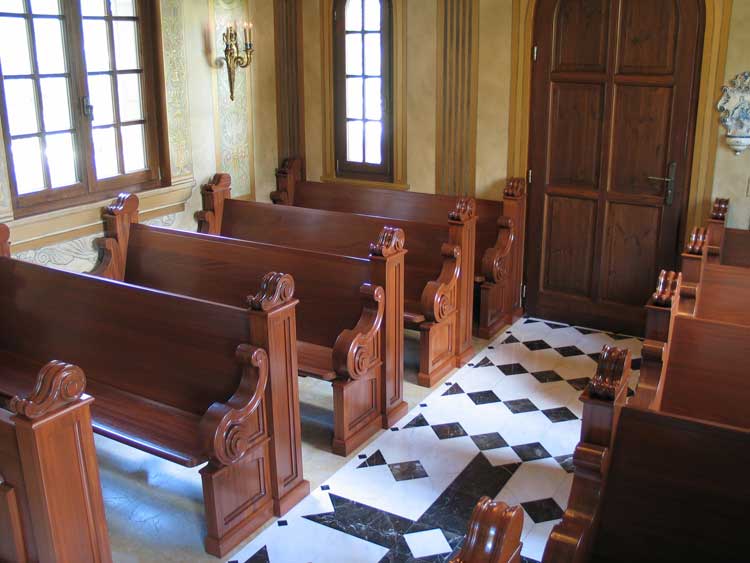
[369,226,406,257]
[332,283,385,381]
[9,361,86,419]
[270,157,302,205]
[711,197,730,220]
[421,243,461,322]
[503,177,526,199]
[449,197,477,222]
[201,344,269,467]
[248,272,296,311]
[651,270,678,307]
[588,345,631,401]
[0,223,9,258]
[686,226,707,255]
[450,496,523,563]
[91,192,139,281]
[197,173,232,235]
[481,216,515,283]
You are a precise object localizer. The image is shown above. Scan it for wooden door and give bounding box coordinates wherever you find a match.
[526,0,703,335]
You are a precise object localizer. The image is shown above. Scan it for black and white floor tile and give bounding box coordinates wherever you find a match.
[228,317,642,563]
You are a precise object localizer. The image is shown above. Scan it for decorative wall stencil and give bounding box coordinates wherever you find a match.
[13,214,177,273]
[161,0,194,178]
[718,71,750,155]
[436,0,480,196]
[0,119,12,220]
[214,0,253,197]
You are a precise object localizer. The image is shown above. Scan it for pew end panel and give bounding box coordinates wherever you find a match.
[270,157,302,205]
[644,269,680,342]
[721,228,750,268]
[450,497,524,563]
[197,173,232,235]
[0,358,111,563]
[91,192,139,281]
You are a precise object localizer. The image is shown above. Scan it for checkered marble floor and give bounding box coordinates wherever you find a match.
[228,317,642,563]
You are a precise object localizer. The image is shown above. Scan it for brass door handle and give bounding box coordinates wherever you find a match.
[648,161,677,206]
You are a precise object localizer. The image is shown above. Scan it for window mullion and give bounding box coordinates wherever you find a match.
[105,4,126,177]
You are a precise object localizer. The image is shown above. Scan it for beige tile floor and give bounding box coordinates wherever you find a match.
[104,331,493,563]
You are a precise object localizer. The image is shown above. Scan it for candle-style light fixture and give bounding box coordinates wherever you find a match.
[222,21,254,101]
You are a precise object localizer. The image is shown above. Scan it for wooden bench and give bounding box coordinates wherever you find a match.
[270,157,526,340]
[0,227,294,557]
[680,197,729,284]
[0,357,111,562]
[93,193,392,455]
[200,174,473,387]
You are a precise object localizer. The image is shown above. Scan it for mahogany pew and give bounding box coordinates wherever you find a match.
[93,194,392,455]
[200,175,472,387]
[0,359,111,562]
[680,197,729,284]
[0,247,285,557]
[449,497,523,563]
[271,157,527,340]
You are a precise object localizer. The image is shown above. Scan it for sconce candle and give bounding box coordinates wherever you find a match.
[222,21,254,101]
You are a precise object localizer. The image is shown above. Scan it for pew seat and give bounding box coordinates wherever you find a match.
[297,341,337,381]
[404,302,427,326]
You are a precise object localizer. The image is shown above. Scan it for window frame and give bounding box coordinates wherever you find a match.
[0,0,167,218]
[333,0,393,183]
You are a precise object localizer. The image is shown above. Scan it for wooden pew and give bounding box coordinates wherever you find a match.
[270,157,526,340]
[0,240,288,557]
[200,175,472,387]
[0,359,111,562]
[93,194,391,455]
[449,497,523,563]
[680,197,728,284]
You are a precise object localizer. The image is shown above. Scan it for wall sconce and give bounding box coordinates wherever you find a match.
[222,22,254,101]
[718,71,750,156]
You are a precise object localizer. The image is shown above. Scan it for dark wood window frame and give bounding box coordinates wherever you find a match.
[0,0,169,218]
[333,0,393,183]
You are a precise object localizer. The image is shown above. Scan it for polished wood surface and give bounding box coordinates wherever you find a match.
[527,0,703,335]
[0,254,276,556]
[450,497,523,563]
[270,159,527,340]
[204,177,473,388]
[0,224,9,259]
[0,358,111,562]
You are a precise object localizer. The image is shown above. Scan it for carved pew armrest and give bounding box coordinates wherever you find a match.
[481,216,515,283]
[450,496,524,563]
[91,192,139,280]
[421,243,461,322]
[201,344,269,467]
[332,283,385,381]
[270,157,302,205]
[9,361,87,419]
[196,173,232,235]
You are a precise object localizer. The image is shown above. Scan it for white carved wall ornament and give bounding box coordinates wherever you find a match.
[718,71,750,155]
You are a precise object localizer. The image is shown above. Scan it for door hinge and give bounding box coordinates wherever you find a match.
[522,284,527,300]
[333,9,337,22]
[527,169,533,185]
[81,96,94,120]
[336,159,340,172]
[532,46,538,62]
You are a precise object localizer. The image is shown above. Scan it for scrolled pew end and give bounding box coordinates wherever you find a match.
[248,272,296,312]
[271,157,302,204]
[503,177,526,199]
[369,226,406,257]
[9,360,87,420]
[650,269,678,307]
[449,197,477,222]
[587,344,632,402]
[481,216,515,284]
[450,496,523,563]
[197,173,232,234]
[710,197,729,220]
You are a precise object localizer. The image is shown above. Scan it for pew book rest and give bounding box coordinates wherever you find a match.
[92,193,392,456]
[270,157,527,340]
[200,174,473,387]
[0,237,293,557]
[0,357,112,562]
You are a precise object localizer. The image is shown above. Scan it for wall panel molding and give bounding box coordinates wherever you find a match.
[274,0,306,176]
[435,0,479,197]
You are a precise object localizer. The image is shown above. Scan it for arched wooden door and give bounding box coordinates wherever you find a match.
[525,0,703,335]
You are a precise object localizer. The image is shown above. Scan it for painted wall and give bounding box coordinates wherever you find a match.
[712,1,750,229]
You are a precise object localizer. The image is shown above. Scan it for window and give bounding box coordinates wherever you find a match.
[333,0,392,182]
[0,0,164,217]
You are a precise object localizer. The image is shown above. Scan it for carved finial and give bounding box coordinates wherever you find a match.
[450,497,524,563]
[203,345,269,466]
[588,345,630,401]
[503,177,526,198]
[685,226,707,255]
[10,361,86,419]
[106,192,139,218]
[652,269,678,307]
[248,272,295,311]
[369,226,406,257]
[0,223,9,258]
[449,197,477,221]
[711,197,729,220]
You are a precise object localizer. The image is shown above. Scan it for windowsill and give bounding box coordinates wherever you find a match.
[320,175,410,191]
[6,176,195,253]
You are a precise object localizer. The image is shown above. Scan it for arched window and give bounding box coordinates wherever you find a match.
[333,0,392,182]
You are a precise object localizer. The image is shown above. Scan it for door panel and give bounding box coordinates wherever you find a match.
[544,196,597,295]
[548,83,605,186]
[610,85,673,196]
[527,0,702,335]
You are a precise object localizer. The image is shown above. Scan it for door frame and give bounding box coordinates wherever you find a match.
[508,0,733,308]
